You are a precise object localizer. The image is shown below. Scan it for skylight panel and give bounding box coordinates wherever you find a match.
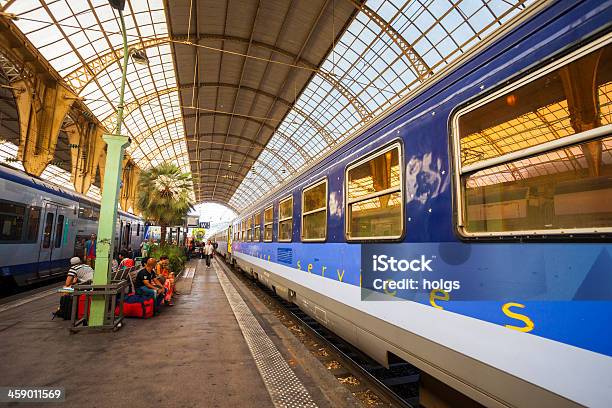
[230,0,534,210]
[4,0,192,195]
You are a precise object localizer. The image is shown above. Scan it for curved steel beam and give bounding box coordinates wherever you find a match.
[317,70,372,122]
[187,132,298,172]
[291,105,336,146]
[180,81,293,106]
[101,86,178,129]
[187,36,372,121]
[188,132,267,148]
[64,37,170,93]
[183,111,312,161]
[195,172,275,190]
[130,117,182,144]
[181,81,338,146]
[64,34,371,120]
[169,143,284,182]
[63,33,304,93]
[193,178,250,192]
[0,46,29,83]
[190,165,249,179]
[345,0,430,80]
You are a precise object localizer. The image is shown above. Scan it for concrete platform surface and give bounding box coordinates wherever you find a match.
[0,260,361,408]
[0,258,356,407]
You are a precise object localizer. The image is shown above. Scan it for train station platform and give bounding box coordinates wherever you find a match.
[0,258,361,408]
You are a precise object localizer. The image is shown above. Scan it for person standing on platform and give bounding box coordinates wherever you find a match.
[84,234,96,267]
[142,237,154,258]
[204,240,214,268]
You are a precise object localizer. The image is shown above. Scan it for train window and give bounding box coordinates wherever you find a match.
[42,212,54,248]
[78,205,89,219]
[54,215,65,248]
[346,144,403,240]
[254,212,261,242]
[264,206,273,242]
[302,179,327,241]
[278,196,293,242]
[25,206,41,242]
[241,219,246,241]
[0,201,25,242]
[247,216,253,241]
[454,41,612,236]
[136,223,140,236]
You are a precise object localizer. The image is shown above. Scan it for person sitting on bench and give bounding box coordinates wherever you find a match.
[156,255,175,306]
[64,257,94,288]
[118,250,135,270]
[135,257,164,312]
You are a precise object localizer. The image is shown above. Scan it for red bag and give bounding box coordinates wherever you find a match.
[77,295,91,319]
[142,298,154,318]
[117,297,155,318]
[121,301,144,318]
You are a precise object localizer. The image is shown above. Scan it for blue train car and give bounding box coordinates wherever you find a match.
[0,164,145,288]
[218,1,612,406]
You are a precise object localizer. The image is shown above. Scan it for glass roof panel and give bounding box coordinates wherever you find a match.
[4,0,191,190]
[230,0,535,210]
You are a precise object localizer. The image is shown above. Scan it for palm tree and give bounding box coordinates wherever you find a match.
[136,162,194,245]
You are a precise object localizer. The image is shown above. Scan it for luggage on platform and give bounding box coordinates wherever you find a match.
[53,295,73,320]
[116,294,154,318]
[77,294,91,319]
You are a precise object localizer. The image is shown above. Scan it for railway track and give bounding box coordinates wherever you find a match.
[224,258,420,408]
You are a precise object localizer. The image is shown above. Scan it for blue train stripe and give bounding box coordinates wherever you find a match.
[1,258,71,278]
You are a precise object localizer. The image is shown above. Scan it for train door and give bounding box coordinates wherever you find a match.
[123,222,131,250]
[37,203,71,277]
[117,219,123,251]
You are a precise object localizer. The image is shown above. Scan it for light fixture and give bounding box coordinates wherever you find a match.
[130,48,149,66]
[108,0,125,11]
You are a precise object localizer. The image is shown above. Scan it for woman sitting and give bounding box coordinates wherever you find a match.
[156,255,175,306]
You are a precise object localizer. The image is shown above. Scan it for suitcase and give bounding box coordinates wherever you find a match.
[142,298,154,318]
[117,295,155,318]
[53,295,72,320]
[77,295,91,319]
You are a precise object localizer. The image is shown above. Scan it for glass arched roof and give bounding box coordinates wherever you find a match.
[1,0,190,175]
[1,0,536,209]
[229,0,535,210]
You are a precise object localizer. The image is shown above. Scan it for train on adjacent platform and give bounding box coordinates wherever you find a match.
[214,1,612,406]
[0,164,145,288]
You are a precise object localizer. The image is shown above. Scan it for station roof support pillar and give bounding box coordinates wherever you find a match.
[12,78,75,176]
[65,117,106,195]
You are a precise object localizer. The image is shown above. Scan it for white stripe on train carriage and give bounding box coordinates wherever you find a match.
[232,250,612,408]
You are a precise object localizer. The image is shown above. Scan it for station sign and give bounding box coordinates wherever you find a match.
[186,215,199,227]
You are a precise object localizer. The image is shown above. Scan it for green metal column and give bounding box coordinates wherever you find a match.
[89,8,130,327]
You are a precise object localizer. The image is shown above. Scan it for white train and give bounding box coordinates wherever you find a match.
[0,164,144,288]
